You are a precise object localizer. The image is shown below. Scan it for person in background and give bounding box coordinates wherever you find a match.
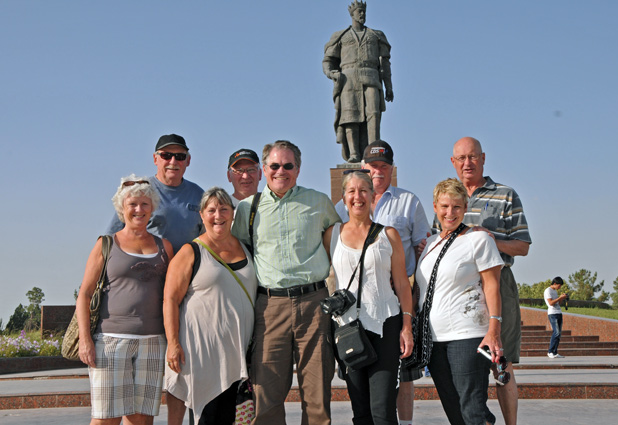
[164,187,257,425]
[227,148,262,207]
[77,175,173,425]
[232,140,341,424]
[545,277,567,359]
[324,170,413,424]
[105,134,204,253]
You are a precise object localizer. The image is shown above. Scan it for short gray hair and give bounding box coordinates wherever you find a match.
[111,174,160,223]
[262,140,302,168]
[200,187,235,211]
[342,170,373,197]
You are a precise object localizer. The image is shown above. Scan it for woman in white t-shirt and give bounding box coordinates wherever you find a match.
[416,178,504,425]
[323,170,414,425]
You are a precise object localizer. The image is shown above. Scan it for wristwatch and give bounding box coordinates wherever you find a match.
[490,315,503,323]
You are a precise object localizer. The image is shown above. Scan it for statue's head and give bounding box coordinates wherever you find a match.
[348,1,366,16]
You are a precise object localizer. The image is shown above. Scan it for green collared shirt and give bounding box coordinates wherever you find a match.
[232,185,341,289]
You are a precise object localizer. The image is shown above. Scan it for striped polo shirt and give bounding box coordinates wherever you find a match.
[463,176,531,267]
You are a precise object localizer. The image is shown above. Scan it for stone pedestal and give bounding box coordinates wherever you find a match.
[329,164,397,203]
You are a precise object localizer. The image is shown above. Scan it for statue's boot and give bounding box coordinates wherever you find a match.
[345,126,361,162]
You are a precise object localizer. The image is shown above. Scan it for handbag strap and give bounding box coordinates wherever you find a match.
[95,235,112,291]
[344,222,384,315]
[89,235,112,312]
[248,192,262,257]
[420,222,467,315]
[194,238,254,308]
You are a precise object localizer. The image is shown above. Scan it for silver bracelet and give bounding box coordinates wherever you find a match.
[490,315,502,323]
[402,311,414,319]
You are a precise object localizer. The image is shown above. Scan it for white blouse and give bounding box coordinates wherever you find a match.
[416,230,504,342]
[330,223,401,336]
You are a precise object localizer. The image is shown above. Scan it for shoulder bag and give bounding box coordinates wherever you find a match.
[61,235,112,361]
[333,222,384,371]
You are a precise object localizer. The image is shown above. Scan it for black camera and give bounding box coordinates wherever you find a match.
[321,289,356,317]
[564,293,570,310]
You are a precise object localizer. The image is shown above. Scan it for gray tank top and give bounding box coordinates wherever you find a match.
[97,236,168,335]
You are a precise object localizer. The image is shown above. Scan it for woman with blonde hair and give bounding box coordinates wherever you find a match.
[77,174,173,425]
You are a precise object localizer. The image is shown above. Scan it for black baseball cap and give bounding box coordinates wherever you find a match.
[363,140,394,165]
[229,148,260,168]
[155,134,189,151]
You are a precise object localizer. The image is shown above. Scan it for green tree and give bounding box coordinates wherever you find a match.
[568,269,604,301]
[5,304,28,334]
[611,277,618,308]
[24,287,45,331]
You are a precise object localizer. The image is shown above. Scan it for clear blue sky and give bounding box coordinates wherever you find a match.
[1,0,617,324]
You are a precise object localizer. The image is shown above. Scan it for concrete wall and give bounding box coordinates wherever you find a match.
[521,307,618,342]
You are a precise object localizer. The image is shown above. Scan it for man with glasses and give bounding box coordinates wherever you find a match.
[232,140,341,425]
[227,148,262,207]
[445,136,532,425]
[105,134,204,253]
[334,140,430,425]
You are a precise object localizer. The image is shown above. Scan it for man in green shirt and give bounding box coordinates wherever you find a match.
[232,140,341,425]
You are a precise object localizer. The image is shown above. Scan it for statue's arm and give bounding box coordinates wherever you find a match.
[322,28,348,79]
[380,56,394,102]
[375,30,394,102]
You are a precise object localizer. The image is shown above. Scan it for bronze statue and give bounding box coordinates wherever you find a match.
[323,1,393,163]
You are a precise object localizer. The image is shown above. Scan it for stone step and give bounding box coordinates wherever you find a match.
[521,325,547,331]
[522,330,572,337]
[522,335,599,343]
[521,348,618,357]
[522,341,618,350]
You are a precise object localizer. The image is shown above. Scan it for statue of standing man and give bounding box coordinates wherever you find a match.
[323,1,394,163]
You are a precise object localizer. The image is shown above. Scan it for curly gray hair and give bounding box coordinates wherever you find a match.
[111,174,160,223]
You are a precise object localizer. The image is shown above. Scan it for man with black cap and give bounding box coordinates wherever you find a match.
[334,140,430,425]
[104,134,204,253]
[227,148,262,207]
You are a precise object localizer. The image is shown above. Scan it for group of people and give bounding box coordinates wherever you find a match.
[75,133,531,425]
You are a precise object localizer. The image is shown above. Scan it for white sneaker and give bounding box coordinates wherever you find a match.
[547,353,556,358]
[553,353,565,358]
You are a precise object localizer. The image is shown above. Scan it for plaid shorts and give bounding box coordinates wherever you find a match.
[89,334,166,419]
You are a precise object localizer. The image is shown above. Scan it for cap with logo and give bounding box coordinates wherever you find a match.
[363,140,393,165]
[229,148,260,168]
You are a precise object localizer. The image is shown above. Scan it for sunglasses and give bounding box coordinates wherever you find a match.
[156,151,188,161]
[268,162,295,171]
[122,180,150,187]
[343,169,370,175]
[495,355,511,386]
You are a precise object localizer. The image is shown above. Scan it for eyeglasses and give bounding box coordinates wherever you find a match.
[122,180,150,187]
[495,355,511,386]
[268,162,295,171]
[156,151,188,161]
[343,169,370,175]
[230,166,259,175]
[453,154,481,163]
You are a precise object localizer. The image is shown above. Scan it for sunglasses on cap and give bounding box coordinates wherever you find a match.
[343,169,370,175]
[122,180,150,187]
[268,162,295,171]
[156,151,188,161]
